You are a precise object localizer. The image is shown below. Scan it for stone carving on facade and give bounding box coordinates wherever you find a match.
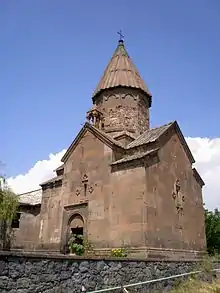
[88,186,94,194]
[82,174,88,183]
[103,93,139,102]
[172,179,185,215]
[75,174,94,197]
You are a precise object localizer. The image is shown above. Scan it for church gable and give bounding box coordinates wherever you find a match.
[61,122,123,163]
[127,121,195,165]
[60,125,115,213]
[158,121,195,165]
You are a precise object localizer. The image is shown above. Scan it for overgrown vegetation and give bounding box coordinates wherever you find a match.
[68,234,85,255]
[68,234,94,256]
[165,257,220,292]
[167,278,220,293]
[0,176,18,250]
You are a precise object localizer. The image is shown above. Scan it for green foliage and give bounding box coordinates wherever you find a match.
[68,234,94,256]
[111,248,128,257]
[0,176,18,250]
[205,209,220,255]
[0,187,18,222]
[68,234,85,256]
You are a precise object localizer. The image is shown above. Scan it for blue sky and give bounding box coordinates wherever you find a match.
[1,0,220,179]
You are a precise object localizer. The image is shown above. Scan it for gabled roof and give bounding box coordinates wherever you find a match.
[127,121,195,164]
[92,40,152,103]
[127,122,173,148]
[61,122,123,163]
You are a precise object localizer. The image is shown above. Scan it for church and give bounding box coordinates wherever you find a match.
[14,37,206,259]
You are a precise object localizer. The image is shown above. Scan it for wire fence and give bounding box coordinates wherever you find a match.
[85,268,220,293]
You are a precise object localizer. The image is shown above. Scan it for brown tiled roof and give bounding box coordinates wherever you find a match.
[92,40,152,101]
[111,149,158,165]
[127,122,174,148]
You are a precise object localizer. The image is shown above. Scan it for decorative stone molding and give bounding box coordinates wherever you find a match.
[74,174,94,197]
[172,179,185,215]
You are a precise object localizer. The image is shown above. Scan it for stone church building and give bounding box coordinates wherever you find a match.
[14,38,206,259]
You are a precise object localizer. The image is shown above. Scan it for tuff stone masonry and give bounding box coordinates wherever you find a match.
[13,39,206,259]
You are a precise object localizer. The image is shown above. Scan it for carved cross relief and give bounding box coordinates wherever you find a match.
[75,174,94,197]
[172,179,185,215]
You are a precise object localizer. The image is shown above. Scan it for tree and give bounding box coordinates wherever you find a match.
[0,176,18,250]
[205,208,220,255]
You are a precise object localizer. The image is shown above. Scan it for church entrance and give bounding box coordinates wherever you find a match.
[63,203,88,254]
[67,214,84,254]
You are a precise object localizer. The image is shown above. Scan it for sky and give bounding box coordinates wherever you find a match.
[1,1,220,210]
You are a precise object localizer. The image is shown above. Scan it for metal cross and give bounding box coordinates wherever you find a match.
[117,30,124,41]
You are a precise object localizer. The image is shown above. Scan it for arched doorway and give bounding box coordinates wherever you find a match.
[69,213,84,237]
[66,213,84,254]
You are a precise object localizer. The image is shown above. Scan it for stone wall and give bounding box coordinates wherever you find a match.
[0,252,219,293]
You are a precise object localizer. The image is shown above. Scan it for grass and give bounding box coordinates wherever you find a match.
[163,256,220,292]
[168,278,220,293]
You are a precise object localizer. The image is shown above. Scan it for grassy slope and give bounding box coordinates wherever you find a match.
[168,278,220,293]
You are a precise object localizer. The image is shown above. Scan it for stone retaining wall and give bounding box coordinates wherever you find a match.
[0,251,219,293]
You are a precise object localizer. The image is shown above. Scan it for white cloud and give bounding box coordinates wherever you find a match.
[186,137,220,211]
[7,149,66,194]
[7,138,220,210]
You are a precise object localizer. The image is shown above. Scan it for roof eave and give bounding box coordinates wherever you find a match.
[173,121,195,164]
[19,202,41,207]
[193,168,205,187]
[53,164,64,172]
[40,176,63,186]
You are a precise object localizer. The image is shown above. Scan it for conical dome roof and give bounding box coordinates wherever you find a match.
[92,40,152,104]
